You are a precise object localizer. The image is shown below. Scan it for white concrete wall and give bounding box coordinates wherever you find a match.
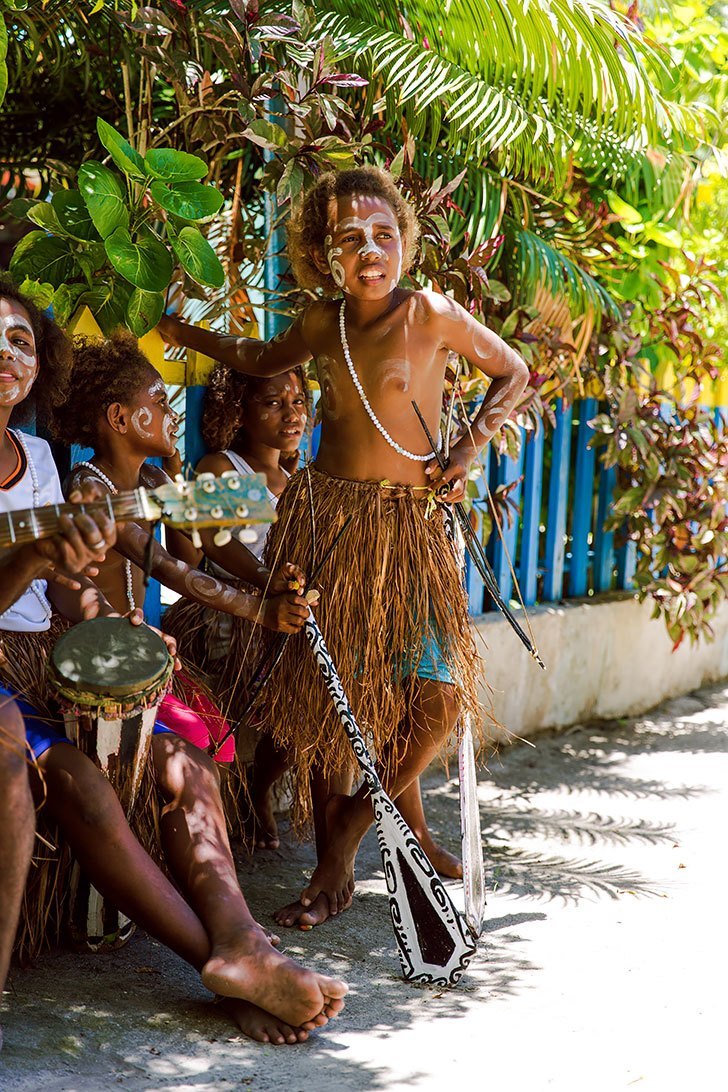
[473,594,728,742]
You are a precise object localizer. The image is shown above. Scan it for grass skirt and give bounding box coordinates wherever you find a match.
[0,619,160,962]
[261,464,482,830]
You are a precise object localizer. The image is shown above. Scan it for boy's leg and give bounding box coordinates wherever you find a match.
[151,732,347,1027]
[395,777,463,879]
[0,698,35,1007]
[247,733,290,850]
[277,679,459,928]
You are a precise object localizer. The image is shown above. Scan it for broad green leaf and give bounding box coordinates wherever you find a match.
[126,288,165,337]
[606,190,643,226]
[79,280,133,335]
[17,278,55,310]
[9,231,75,288]
[150,180,224,223]
[52,283,86,329]
[75,242,108,286]
[51,190,101,242]
[168,225,225,288]
[4,198,39,219]
[104,228,173,292]
[145,147,207,182]
[242,119,289,152]
[96,118,146,181]
[78,160,129,238]
[26,201,67,236]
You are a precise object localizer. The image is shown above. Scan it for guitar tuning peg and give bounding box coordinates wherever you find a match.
[196,472,215,481]
[235,505,249,519]
[191,530,203,549]
[238,528,258,544]
[214,529,232,547]
[174,473,185,484]
[225,476,240,490]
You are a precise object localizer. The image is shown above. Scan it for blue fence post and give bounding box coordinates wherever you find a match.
[594,463,617,592]
[542,399,573,602]
[616,539,637,589]
[518,424,543,606]
[569,397,597,597]
[489,433,525,603]
[465,445,490,615]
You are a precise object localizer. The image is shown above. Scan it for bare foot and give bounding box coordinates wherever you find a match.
[416,830,463,879]
[273,795,358,929]
[245,784,280,851]
[200,925,348,1027]
[222,998,310,1044]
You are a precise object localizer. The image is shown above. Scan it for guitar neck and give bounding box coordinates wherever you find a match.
[0,489,158,550]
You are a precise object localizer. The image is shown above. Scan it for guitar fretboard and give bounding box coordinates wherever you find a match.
[0,492,150,551]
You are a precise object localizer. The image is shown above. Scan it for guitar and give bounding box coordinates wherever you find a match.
[0,471,275,551]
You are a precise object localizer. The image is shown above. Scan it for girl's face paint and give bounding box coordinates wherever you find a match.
[242,371,307,454]
[0,301,38,408]
[128,373,179,456]
[326,195,403,299]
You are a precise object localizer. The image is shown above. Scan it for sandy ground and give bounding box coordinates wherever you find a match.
[2,679,726,1092]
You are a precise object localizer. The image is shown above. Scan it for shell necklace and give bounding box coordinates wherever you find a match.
[77,461,136,612]
[338,301,441,462]
[11,430,52,620]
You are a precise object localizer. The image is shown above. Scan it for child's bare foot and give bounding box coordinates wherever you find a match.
[274,795,361,929]
[200,924,348,1027]
[222,998,310,1044]
[416,830,463,879]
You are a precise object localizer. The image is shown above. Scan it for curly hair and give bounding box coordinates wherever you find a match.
[202,362,312,473]
[0,274,73,428]
[287,166,420,294]
[51,330,157,447]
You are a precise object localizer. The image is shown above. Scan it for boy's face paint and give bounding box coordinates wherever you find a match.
[128,372,179,456]
[242,371,307,455]
[0,300,38,408]
[326,195,403,299]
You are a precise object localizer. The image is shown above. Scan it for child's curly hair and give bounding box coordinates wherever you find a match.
[287,166,419,294]
[51,330,157,447]
[202,362,312,473]
[0,274,73,427]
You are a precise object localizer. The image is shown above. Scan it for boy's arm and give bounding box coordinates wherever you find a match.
[158,312,312,378]
[426,294,530,502]
[117,521,308,634]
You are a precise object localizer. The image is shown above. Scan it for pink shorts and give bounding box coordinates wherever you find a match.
[155,671,234,764]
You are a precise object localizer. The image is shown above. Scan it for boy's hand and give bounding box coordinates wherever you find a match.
[257,590,311,634]
[33,481,118,587]
[162,445,184,479]
[126,609,181,670]
[425,443,474,505]
[268,561,306,596]
[158,314,186,348]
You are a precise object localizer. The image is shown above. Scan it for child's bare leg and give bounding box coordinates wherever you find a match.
[247,733,289,850]
[274,765,354,930]
[279,680,459,929]
[152,733,348,1027]
[0,701,35,1007]
[396,777,463,879]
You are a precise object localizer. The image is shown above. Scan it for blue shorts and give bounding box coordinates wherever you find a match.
[0,683,176,763]
[397,630,454,685]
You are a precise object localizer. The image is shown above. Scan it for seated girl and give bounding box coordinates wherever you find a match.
[1,303,346,1045]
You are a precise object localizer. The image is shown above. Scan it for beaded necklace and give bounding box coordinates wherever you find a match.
[11,429,52,621]
[77,461,136,612]
[338,301,441,463]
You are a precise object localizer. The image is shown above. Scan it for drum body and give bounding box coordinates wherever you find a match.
[48,617,173,951]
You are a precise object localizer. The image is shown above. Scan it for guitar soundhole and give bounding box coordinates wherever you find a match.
[396,848,456,966]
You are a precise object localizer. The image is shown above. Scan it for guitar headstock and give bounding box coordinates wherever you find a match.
[145,472,276,545]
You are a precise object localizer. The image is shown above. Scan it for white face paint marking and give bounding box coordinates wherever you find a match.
[131,406,153,439]
[260,412,269,421]
[324,233,347,290]
[0,314,38,405]
[162,410,178,447]
[185,571,224,599]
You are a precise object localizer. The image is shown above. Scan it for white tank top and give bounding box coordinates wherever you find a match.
[207,450,287,572]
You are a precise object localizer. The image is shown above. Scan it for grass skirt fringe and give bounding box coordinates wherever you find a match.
[0,619,161,962]
[261,464,482,830]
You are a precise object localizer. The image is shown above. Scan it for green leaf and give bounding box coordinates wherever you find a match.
[96,118,146,181]
[79,280,133,335]
[17,278,55,310]
[606,191,643,226]
[51,190,101,242]
[105,228,173,292]
[242,119,289,152]
[126,288,165,337]
[78,160,129,239]
[150,180,224,223]
[9,231,75,288]
[26,201,67,236]
[52,283,86,329]
[4,198,39,220]
[168,225,225,289]
[145,147,207,182]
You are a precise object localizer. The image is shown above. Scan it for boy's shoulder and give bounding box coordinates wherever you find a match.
[403,288,460,325]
